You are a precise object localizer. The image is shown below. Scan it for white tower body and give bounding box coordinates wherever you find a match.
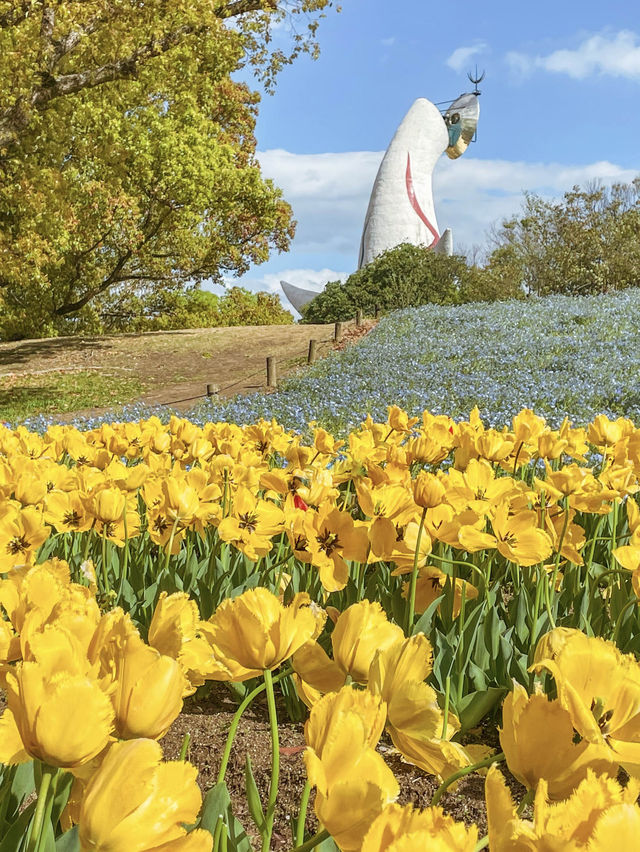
[358,98,449,268]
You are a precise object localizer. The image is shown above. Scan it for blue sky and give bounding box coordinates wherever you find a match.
[222,0,640,306]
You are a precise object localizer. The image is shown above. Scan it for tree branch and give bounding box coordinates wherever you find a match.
[0,0,278,149]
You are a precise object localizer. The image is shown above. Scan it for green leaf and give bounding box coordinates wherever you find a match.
[316,838,340,852]
[244,754,265,833]
[0,800,36,852]
[412,594,444,636]
[50,771,74,830]
[55,826,80,852]
[458,687,508,731]
[1,762,35,828]
[199,782,232,834]
[199,782,252,852]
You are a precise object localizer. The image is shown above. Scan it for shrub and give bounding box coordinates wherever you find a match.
[0,287,293,339]
[300,243,518,323]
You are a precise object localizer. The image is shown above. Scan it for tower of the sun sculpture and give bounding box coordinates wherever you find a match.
[281,80,482,315]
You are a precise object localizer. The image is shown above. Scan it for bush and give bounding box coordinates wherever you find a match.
[300,243,518,323]
[0,286,293,339]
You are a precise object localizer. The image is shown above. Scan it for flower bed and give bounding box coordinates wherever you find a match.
[3,407,640,849]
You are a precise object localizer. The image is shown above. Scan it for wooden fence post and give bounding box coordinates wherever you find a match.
[266,356,277,388]
[334,321,343,342]
[308,339,318,364]
[355,308,363,327]
[374,304,380,318]
[206,383,217,397]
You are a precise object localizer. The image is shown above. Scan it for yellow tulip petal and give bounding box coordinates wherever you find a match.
[0,709,30,764]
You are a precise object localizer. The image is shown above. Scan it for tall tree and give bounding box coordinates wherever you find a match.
[487,180,640,298]
[0,1,334,337]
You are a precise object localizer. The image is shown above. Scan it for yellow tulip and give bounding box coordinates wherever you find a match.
[201,587,318,681]
[78,738,212,852]
[330,600,404,684]
[314,768,399,852]
[148,591,219,693]
[0,504,50,570]
[413,471,446,509]
[304,504,369,591]
[313,427,342,456]
[368,633,433,696]
[0,648,113,767]
[292,602,404,704]
[92,488,126,524]
[217,486,285,561]
[402,568,478,616]
[486,765,640,851]
[361,802,477,852]
[161,477,201,524]
[387,405,418,434]
[305,687,399,852]
[90,609,185,740]
[532,630,640,775]
[499,682,617,799]
[300,683,398,851]
[304,686,387,787]
[369,634,470,782]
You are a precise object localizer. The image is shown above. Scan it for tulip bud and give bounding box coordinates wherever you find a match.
[412,472,445,509]
[93,488,126,524]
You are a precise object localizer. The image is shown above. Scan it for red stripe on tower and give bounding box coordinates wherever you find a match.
[405,152,440,247]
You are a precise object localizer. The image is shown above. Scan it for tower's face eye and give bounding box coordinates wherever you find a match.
[444,93,480,159]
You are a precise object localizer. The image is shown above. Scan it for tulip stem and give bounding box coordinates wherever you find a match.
[473,836,489,851]
[515,787,535,816]
[164,517,180,576]
[117,502,129,604]
[289,828,330,852]
[217,668,292,786]
[295,780,312,846]
[101,529,111,596]
[430,752,505,807]
[546,498,570,629]
[262,668,280,852]
[26,763,55,852]
[406,507,428,634]
[441,675,451,739]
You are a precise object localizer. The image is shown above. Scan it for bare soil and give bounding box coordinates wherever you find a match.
[161,684,523,851]
[0,320,376,420]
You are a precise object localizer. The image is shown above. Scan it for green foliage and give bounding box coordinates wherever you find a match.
[300,243,518,323]
[488,179,640,296]
[0,1,334,339]
[96,287,293,333]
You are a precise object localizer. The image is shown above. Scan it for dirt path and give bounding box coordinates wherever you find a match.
[0,321,374,419]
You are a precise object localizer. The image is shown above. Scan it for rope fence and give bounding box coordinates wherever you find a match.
[157,310,376,408]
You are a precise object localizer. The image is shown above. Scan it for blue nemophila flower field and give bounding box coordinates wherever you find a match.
[187,288,640,431]
[18,288,640,433]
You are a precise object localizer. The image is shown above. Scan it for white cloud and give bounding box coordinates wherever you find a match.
[507,30,640,80]
[256,147,637,259]
[381,37,395,47]
[446,43,488,73]
[232,148,638,299]
[257,149,382,255]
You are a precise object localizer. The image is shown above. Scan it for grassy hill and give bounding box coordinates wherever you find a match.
[187,288,640,432]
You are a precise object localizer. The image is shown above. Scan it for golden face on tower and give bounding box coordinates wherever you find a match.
[444,93,480,159]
